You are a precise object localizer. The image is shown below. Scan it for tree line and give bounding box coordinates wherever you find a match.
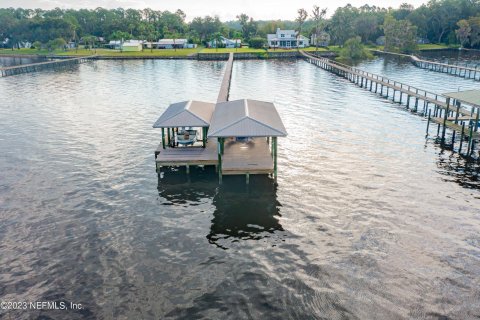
[0,0,479,52]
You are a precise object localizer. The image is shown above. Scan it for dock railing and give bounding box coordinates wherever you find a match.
[373,50,480,81]
[0,55,97,77]
[300,50,479,157]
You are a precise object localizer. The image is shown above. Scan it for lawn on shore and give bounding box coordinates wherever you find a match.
[0,47,203,56]
[0,43,457,58]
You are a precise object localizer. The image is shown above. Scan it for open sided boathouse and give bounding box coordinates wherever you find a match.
[153,99,287,183]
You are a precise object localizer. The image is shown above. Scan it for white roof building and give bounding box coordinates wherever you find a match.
[208,99,287,137]
[267,28,309,49]
[157,39,188,49]
[208,36,241,48]
[153,100,216,128]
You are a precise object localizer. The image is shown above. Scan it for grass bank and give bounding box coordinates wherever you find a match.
[0,47,203,57]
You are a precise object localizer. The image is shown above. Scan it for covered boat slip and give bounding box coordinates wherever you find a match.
[209,99,287,182]
[221,138,274,175]
[153,98,287,183]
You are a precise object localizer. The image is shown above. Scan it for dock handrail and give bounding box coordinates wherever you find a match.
[0,55,97,77]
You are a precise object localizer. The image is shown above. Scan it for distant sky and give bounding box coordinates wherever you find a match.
[1,0,427,21]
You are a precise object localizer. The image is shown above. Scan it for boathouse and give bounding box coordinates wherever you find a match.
[153,99,287,183]
[153,100,215,149]
[208,99,287,183]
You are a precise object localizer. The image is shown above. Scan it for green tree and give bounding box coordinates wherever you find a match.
[311,6,327,52]
[456,19,471,47]
[330,5,359,46]
[32,40,42,50]
[383,15,418,53]
[295,8,308,50]
[338,36,373,61]
[213,32,223,51]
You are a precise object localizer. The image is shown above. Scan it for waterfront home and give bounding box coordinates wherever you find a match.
[310,32,330,47]
[208,36,241,48]
[106,40,121,50]
[158,39,188,49]
[121,40,143,51]
[267,28,309,49]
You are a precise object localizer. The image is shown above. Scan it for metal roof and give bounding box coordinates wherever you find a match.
[444,89,480,107]
[158,39,187,45]
[208,99,287,137]
[153,100,215,128]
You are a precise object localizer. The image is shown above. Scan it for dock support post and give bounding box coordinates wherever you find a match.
[218,138,223,184]
[441,98,450,144]
[459,123,465,154]
[202,127,207,148]
[467,123,474,156]
[426,109,431,137]
[161,128,166,149]
[273,137,278,183]
[186,165,190,174]
[246,173,250,185]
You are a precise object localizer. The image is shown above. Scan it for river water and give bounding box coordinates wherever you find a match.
[0,56,47,67]
[0,56,479,319]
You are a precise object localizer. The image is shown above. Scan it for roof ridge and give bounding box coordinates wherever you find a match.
[209,114,248,136]
[245,116,286,136]
[159,100,190,123]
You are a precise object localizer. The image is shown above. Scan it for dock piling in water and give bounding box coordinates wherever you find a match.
[300,50,479,159]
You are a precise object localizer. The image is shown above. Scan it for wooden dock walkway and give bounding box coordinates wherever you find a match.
[0,55,97,77]
[217,53,234,103]
[301,50,479,157]
[155,139,218,173]
[373,50,480,81]
[411,55,480,81]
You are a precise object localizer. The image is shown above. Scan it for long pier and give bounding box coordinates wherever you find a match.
[373,50,480,81]
[0,55,97,77]
[411,55,480,81]
[300,50,479,158]
[217,53,234,103]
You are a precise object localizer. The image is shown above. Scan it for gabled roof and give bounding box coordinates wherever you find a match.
[153,100,215,128]
[443,89,480,107]
[208,99,287,137]
[158,39,187,45]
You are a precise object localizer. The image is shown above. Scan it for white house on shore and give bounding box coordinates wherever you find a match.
[121,40,144,52]
[158,39,188,49]
[207,36,241,48]
[267,28,309,49]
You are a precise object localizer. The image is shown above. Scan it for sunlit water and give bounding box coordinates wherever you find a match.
[0,56,479,319]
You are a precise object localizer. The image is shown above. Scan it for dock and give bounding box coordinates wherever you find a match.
[301,50,479,158]
[373,50,480,81]
[222,138,274,175]
[0,55,97,77]
[153,52,287,184]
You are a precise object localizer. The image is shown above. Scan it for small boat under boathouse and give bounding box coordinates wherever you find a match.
[153,98,287,183]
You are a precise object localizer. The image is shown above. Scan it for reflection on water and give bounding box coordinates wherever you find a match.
[158,170,284,250]
[208,176,284,249]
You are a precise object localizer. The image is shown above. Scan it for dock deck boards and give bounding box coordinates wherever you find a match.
[155,138,218,166]
[222,138,273,175]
